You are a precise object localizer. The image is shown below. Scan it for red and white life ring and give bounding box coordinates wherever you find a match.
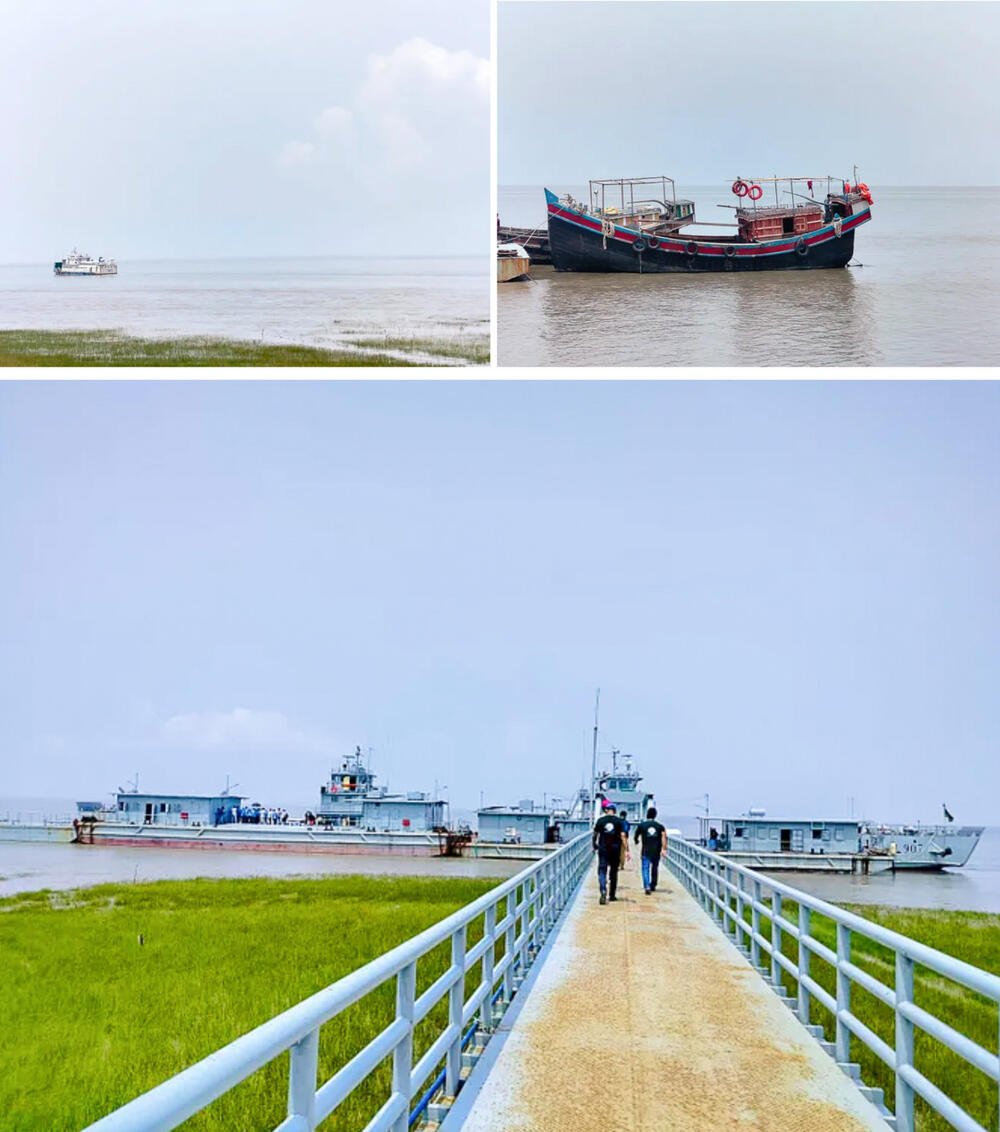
[732,179,749,198]
[748,184,763,201]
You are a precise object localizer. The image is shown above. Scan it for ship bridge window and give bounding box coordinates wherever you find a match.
[733,826,744,838]
[812,828,822,839]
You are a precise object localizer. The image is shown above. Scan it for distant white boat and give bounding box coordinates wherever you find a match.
[54,249,117,276]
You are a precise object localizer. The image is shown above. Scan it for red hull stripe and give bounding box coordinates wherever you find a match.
[547,204,871,257]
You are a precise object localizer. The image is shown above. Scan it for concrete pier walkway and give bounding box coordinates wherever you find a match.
[459,861,888,1132]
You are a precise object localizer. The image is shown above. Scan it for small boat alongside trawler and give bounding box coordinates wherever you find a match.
[545,171,873,273]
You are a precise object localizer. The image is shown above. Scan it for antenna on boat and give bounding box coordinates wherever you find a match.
[590,687,600,818]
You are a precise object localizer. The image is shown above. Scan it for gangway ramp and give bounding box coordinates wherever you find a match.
[456,865,887,1132]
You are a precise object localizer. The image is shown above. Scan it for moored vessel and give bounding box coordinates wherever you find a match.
[497,241,532,283]
[53,249,117,276]
[497,224,551,264]
[546,172,873,273]
[63,749,450,856]
[859,820,984,869]
[701,810,983,871]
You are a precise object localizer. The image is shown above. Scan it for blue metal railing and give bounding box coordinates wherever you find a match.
[85,833,592,1132]
[668,837,1000,1132]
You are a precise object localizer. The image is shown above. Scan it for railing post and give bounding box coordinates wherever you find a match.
[751,879,761,968]
[836,923,851,1064]
[895,951,915,1132]
[735,872,744,948]
[797,905,811,1025]
[771,892,783,990]
[391,961,416,1132]
[726,865,736,938]
[445,925,467,1096]
[481,904,496,1030]
[504,889,516,999]
[287,1027,319,1130]
[712,859,722,923]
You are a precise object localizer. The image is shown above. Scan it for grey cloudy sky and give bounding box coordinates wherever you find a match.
[500,1,1000,186]
[1,380,997,825]
[1,0,487,261]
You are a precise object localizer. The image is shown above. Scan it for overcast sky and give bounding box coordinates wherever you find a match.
[1,380,997,825]
[500,1,1000,186]
[1,0,487,261]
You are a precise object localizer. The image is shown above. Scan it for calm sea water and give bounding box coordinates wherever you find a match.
[498,185,1000,367]
[0,256,488,349]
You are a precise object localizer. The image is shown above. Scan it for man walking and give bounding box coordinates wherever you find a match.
[634,806,667,895]
[593,799,629,904]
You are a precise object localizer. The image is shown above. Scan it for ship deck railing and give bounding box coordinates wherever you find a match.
[83,832,593,1132]
[670,837,1000,1132]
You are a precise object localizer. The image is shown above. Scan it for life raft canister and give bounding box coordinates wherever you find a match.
[748,184,763,201]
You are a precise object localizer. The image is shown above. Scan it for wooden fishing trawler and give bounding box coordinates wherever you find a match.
[545,173,873,273]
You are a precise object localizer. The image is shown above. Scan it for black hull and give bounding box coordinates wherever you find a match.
[548,212,856,273]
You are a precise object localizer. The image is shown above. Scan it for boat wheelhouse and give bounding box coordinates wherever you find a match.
[545,172,873,273]
[53,249,118,276]
[318,746,445,832]
[596,748,653,825]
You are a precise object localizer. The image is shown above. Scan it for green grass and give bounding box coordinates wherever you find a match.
[0,875,504,1130]
[0,329,433,367]
[346,335,490,365]
[727,896,1000,1130]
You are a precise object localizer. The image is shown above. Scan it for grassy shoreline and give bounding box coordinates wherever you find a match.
[5,880,998,1130]
[0,329,488,367]
[1,875,499,1130]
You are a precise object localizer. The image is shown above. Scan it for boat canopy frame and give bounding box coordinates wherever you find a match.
[588,175,693,220]
[733,174,852,213]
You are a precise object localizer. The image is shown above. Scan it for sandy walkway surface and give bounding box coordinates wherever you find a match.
[458,861,887,1132]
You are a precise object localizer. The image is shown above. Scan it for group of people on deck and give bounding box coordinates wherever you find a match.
[591,800,667,904]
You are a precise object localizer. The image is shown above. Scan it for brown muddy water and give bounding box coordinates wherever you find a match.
[498,186,1000,367]
[0,841,525,897]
